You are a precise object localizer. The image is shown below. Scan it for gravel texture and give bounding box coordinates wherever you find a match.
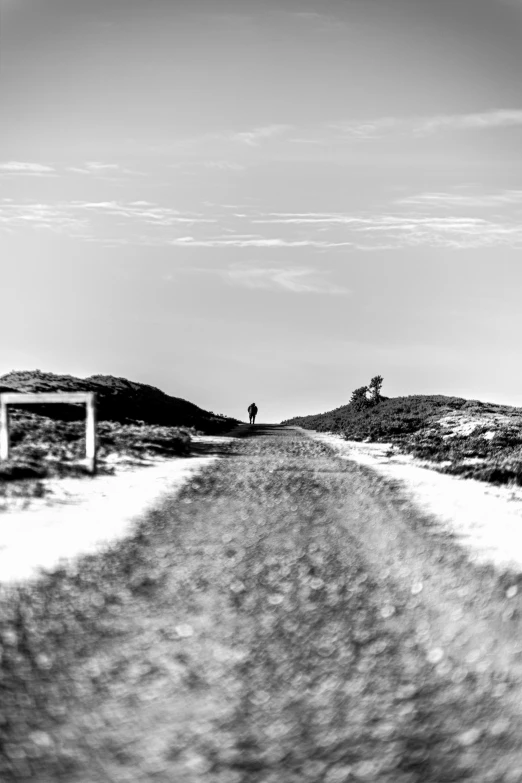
[2,425,522,782]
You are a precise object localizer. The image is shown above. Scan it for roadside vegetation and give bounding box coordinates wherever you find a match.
[0,370,236,433]
[0,410,191,483]
[283,377,522,487]
[0,370,238,497]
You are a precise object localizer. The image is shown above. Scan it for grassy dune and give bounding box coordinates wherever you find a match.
[0,410,191,480]
[0,370,236,433]
[0,370,238,497]
[283,395,522,486]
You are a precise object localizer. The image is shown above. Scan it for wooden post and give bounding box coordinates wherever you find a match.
[0,398,9,461]
[0,392,98,474]
[85,393,97,475]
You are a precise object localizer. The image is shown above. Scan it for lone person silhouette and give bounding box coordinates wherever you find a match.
[248,402,258,424]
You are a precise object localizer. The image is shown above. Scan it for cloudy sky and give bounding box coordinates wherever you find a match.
[1,0,522,422]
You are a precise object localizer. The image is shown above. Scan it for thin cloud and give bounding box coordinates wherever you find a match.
[330,117,399,139]
[4,198,522,251]
[203,160,245,171]
[248,211,522,250]
[208,234,264,240]
[225,265,349,294]
[331,109,522,140]
[253,213,366,225]
[71,201,216,225]
[169,236,353,248]
[0,162,56,175]
[0,202,88,233]
[398,190,522,208]
[170,160,245,171]
[66,162,142,177]
[84,162,120,171]
[73,234,354,249]
[415,109,522,135]
[353,215,522,250]
[0,200,215,239]
[231,124,292,146]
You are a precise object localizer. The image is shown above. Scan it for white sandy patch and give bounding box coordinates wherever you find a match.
[439,418,480,437]
[437,411,516,439]
[191,435,235,443]
[0,454,217,584]
[310,432,522,574]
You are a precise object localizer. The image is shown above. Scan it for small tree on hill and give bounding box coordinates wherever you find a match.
[350,385,370,411]
[368,375,383,404]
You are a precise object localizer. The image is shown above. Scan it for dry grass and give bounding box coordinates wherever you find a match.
[0,411,192,499]
[284,396,522,487]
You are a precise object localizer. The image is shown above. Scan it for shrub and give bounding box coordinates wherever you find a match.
[368,375,383,404]
[350,386,370,411]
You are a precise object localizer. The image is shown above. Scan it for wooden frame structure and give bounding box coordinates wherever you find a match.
[0,392,97,474]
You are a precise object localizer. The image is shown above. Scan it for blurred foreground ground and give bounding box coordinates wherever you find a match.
[2,426,522,782]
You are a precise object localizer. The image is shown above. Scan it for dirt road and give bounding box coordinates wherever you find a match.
[2,425,522,782]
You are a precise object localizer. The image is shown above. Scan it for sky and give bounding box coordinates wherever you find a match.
[1,0,522,422]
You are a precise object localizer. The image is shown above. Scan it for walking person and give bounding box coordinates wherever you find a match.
[248,402,258,424]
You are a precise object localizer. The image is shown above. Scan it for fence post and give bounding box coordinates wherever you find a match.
[85,394,97,475]
[0,398,9,461]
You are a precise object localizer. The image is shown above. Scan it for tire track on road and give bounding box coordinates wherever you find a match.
[2,426,522,782]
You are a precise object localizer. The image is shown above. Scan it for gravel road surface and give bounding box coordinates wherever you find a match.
[2,425,522,782]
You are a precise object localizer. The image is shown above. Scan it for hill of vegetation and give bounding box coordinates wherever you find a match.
[0,370,236,433]
[283,395,469,437]
[0,370,238,488]
[283,394,522,487]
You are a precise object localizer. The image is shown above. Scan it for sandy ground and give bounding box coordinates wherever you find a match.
[4,425,522,586]
[0,448,223,584]
[310,431,522,573]
[5,425,522,782]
